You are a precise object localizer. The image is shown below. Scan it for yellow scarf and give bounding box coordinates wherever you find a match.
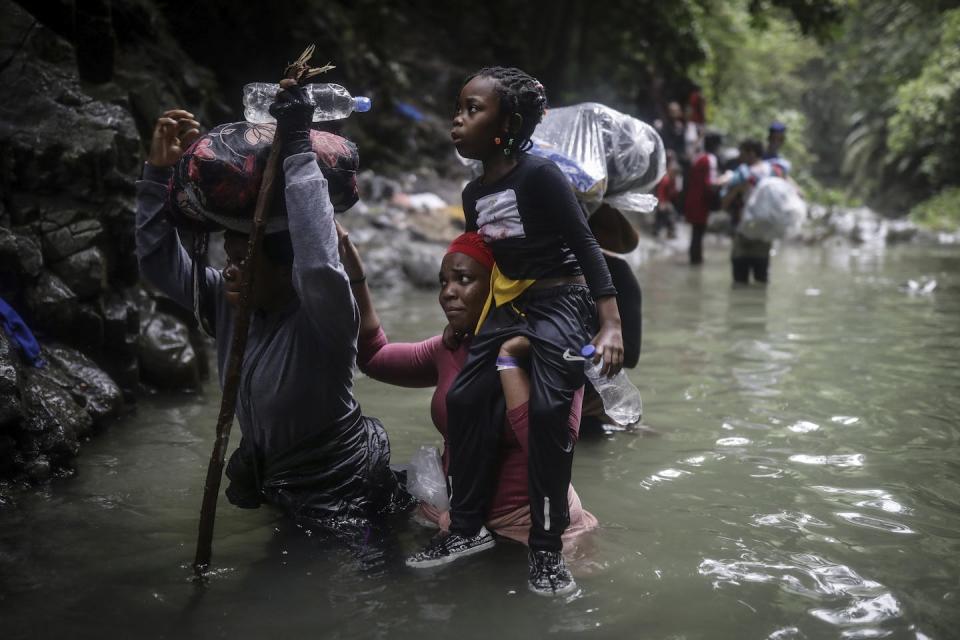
[475,264,535,333]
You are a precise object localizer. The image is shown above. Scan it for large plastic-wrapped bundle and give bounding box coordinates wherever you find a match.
[740,176,806,241]
[530,102,665,214]
[169,121,360,233]
[458,103,665,216]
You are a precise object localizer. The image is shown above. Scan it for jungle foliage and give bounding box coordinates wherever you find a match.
[13,0,958,219]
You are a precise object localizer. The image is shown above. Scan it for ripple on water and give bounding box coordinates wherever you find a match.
[811,486,912,516]
[831,416,861,426]
[789,420,820,433]
[810,592,902,627]
[751,511,831,533]
[790,454,864,468]
[835,512,916,535]
[699,551,901,632]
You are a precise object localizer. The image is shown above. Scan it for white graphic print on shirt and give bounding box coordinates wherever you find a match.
[475,189,525,242]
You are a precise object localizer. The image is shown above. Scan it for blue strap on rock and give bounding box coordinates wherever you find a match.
[0,296,45,367]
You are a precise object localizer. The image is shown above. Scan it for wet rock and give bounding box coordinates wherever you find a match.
[139,310,200,389]
[41,219,104,263]
[0,435,18,475]
[0,331,22,428]
[44,345,122,424]
[357,170,402,202]
[0,228,43,278]
[20,365,92,463]
[24,454,52,482]
[72,303,105,349]
[49,246,107,299]
[100,291,140,356]
[401,242,446,289]
[25,272,76,336]
[886,219,919,244]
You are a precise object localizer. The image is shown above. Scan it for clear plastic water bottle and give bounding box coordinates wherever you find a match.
[242,82,372,124]
[576,344,643,426]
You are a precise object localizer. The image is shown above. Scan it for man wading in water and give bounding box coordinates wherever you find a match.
[135,91,408,536]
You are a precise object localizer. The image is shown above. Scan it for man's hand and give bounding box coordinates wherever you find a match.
[147,109,199,168]
[269,80,313,157]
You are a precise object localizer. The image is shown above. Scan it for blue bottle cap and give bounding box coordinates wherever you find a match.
[580,344,596,358]
[354,96,372,113]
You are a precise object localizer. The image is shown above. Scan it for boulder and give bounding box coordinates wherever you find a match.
[72,303,105,349]
[41,219,104,262]
[400,242,446,289]
[49,246,107,299]
[25,272,76,336]
[0,434,18,476]
[139,310,200,389]
[0,228,43,278]
[20,365,93,464]
[44,344,122,424]
[0,330,22,428]
[100,291,140,356]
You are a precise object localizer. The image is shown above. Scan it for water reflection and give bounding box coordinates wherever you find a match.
[1,244,958,639]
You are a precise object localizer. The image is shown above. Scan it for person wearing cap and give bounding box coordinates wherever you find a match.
[764,121,787,160]
[336,227,597,547]
[134,96,408,535]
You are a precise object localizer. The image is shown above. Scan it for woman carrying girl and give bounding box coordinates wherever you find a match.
[406,67,624,595]
[337,227,597,548]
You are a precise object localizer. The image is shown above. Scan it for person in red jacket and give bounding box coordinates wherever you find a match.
[654,151,681,239]
[683,131,722,264]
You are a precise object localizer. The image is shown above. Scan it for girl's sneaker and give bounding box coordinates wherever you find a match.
[405,526,495,568]
[528,550,577,596]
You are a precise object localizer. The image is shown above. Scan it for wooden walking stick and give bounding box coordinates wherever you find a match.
[192,45,334,579]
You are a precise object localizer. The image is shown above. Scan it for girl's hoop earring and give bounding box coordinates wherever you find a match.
[503,137,514,156]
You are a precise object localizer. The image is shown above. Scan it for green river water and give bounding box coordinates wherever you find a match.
[2,242,959,639]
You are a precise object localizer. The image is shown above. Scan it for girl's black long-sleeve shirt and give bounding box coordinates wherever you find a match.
[462,153,616,299]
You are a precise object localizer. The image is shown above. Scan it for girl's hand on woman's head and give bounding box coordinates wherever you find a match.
[591,323,624,377]
[147,109,199,168]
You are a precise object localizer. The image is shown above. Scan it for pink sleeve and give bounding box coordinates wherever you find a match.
[505,386,584,454]
[357,326,441,388]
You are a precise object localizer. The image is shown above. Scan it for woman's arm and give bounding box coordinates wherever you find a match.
[335,222,439,387]
[335,221,382,340]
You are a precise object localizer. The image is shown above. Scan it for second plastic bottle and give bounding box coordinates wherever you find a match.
[578,344,643,426]
[243,82,372,124]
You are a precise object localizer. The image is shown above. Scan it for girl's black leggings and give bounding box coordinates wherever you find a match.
[446,285,597,552]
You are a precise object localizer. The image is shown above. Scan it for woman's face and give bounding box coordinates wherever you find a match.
[451,75,506,161]
[438,252,490,335]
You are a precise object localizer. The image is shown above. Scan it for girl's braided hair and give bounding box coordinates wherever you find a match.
[465,66,547,155]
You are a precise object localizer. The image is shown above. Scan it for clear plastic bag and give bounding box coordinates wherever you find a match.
[458,102,665,216]
[740,176,806,241]
[531,102,666,214]
[406,445,449,510]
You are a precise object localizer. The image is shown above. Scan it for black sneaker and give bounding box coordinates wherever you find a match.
[528,550,577,596]
[406,526,495,568]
